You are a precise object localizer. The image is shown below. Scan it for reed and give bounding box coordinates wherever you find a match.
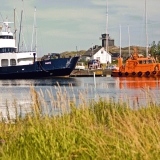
[0,86,160,159]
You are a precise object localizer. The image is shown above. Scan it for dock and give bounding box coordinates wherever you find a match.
[70,69,111,77]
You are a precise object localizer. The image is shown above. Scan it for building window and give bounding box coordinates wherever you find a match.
[10,59,16,66]
[101,51,103,54]
[97,57,100,61]
[1,59,8,67]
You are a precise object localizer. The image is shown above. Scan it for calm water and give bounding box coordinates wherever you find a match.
[1,76,160,118]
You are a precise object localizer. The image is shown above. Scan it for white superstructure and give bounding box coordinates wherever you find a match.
[0,22,37,67]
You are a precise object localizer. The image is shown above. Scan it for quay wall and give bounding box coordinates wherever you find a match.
[70,69,111,77]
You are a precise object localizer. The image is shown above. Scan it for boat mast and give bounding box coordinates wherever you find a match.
[35,7,37,53]
[120,24,121,58]
[18,10,23,52]
[118,24,123,69]
[106,0,108,53]
[106,0,108,64]
[128,25,130,56]
[91,43,93,60]
[14,8,16,48]
[31,7,37,53]
[145,0,148,57]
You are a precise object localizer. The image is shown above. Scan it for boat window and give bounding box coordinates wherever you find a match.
[139,60,142,64]
[0,48,16,53]
[10,59,16,66]
[18,58,34,62]
[148,60,152,64]
[143,60,147,64]
[18,58,34,64]
[1,59,8,67]
[0,35,13,39]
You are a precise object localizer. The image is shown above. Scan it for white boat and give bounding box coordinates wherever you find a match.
[0,12,79,79]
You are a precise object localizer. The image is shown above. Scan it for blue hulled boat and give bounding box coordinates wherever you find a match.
[0,21,79,79]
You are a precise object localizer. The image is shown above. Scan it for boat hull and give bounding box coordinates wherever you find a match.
[111,71,160,77]
[0,56,79,79]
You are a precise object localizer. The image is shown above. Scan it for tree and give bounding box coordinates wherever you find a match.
[156,41,160,62]
[149,41,157,59]
[149,41,160,62]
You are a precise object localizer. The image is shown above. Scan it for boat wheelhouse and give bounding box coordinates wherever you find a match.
[0,22,36,67]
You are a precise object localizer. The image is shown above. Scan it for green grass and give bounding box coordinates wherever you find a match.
[0,87,160,159]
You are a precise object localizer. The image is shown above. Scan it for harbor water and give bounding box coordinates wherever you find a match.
[0,76,160,119]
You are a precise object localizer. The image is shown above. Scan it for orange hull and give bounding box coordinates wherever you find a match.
[111,71,160,77]
[111,48,160,77]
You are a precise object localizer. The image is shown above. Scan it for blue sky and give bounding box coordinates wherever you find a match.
[0,0,160,57]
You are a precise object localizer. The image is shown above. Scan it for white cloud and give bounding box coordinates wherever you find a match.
[0,0,160,56]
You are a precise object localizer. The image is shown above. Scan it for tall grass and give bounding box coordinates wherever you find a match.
[0,86,160,159]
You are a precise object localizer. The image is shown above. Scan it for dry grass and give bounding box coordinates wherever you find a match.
[0,86,160,159]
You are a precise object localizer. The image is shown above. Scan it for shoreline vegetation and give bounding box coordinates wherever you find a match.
[36,46,147,60]
[60,46,147,58]
[0,86,160,159]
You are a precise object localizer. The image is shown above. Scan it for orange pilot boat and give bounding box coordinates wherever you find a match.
[111,48,160,77]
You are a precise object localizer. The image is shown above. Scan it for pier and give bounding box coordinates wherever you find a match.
[70,69,111,77]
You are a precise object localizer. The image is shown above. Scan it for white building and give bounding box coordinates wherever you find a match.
[81,45,111,64]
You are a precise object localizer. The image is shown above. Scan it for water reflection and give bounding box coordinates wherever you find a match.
[0,77,160,120]
[0,77,80,87]
[118,77,160,89]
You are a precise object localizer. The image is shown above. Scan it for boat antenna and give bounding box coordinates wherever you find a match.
[120,24,121,58]
[128,25,130,56]
[145,0,148,57]
[18,10,23,52]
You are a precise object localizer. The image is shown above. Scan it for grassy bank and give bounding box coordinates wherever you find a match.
[0,87,160,159]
